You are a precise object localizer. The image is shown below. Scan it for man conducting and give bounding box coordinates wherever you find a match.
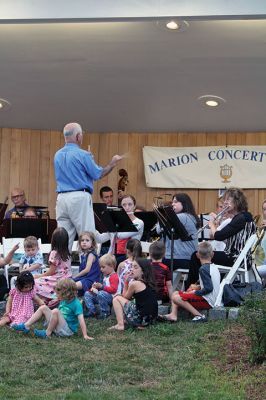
[54,122,122,250]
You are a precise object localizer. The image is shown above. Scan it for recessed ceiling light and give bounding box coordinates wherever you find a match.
[166,21,179,30]
[156,20,189,33]
[0,98,11,110]
[205,100,219,107]
[197,95,226,108]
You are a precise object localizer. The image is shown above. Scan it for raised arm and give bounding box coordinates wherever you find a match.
[101,155,123,178]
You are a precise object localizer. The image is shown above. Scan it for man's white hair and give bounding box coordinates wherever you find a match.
[63,122,82,137]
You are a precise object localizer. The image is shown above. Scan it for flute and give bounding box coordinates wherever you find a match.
[197,205,231,235]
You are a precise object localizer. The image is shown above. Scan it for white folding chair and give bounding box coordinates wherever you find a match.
[214,234,261,307]
[140,241,152,254]
[2,237,25,288]
[172,269,189,291]
[71,240,79,277]
[38,242,51,272]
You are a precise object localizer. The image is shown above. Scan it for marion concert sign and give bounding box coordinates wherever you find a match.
[143,146,266,189]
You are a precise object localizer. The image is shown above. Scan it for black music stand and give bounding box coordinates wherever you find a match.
[93,203,109,233]
[9,218,49,242]
[135,211,157,241]
[94,203,137,234]
[157,206,191,281]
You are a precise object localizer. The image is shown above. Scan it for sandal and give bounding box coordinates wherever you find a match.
[157,315,177,323]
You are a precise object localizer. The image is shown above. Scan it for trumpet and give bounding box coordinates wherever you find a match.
[197,205,231,235]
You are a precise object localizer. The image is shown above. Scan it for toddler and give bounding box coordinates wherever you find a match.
[161,241,220,323]
[84,254,119,318]
[149,241,173,302]
[0,271,44,327]
[73,231,100,295]
[19,236,43,275]
[13,278,93,340]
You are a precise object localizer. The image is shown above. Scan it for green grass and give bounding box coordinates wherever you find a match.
[0,318,264,400]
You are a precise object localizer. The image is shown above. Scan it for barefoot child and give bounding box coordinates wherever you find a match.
[161,241,220,323]
[108,258,158,331]
[12,278,93,340]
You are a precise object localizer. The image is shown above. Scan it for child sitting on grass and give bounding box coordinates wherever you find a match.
[84,254,119,319]
[149,241,173,302]
[0,271,44,327]
[161,241,220,323]
[108,258,158,331]
[12,278,93,340]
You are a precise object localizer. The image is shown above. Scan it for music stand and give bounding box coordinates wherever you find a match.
[9,218,49,242]
[93,202,137,233]
[157,205,191,281]
[93,203,109,233]
[135,211,157,241]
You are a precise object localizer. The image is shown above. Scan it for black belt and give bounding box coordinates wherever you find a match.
[58,188,92,194]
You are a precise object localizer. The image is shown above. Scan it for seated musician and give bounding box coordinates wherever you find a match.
[23,207,38,218]
[209,197,233,251]
[115,195,144,263]
[158,193,200,271]
[100,186,114,207]
[186,187,256,289]
[5,188,29,219]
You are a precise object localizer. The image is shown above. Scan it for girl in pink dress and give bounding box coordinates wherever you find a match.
[0,271,44,327]
[34,227,72,302]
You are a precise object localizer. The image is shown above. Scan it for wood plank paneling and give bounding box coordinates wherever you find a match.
[0,128,266,220]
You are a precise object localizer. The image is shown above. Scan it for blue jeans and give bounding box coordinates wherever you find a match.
[84,290,113,318]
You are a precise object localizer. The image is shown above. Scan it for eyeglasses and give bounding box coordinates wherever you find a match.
[11,194,24,200]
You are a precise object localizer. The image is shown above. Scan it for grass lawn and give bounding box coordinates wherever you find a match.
[0,317,265,400]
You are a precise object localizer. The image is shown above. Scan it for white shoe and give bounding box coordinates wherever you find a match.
[191,315,207,323]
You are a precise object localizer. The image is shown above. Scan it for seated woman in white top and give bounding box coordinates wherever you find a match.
[115,195,144,263]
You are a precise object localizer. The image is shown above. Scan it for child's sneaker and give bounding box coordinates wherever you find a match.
[11,323,30,333]
[191,315,207,323]
[34,329,48,339]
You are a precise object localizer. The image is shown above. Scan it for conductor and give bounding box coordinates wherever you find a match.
[54,122,122,250]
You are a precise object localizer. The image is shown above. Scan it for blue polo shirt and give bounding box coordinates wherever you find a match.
[54,143,103,193]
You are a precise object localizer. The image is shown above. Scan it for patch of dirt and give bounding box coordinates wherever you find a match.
[212,324,266,400]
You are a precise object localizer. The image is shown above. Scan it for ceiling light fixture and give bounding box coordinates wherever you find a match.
[0,98,11,110]
[156,19,189,33]
[166,20,179,30]
[197,95,226,108]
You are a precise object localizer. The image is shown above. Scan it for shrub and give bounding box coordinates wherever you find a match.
[240,290,266,364]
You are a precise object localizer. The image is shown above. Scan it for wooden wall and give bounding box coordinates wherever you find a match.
[1,127,266,220]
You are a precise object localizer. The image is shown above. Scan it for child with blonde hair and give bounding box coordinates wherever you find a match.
[84,254,119,319]
[0,271,44,327]
[19,236,43,275]
[13,278,93,340]
[73,231,100,294]
[161,241,220,323]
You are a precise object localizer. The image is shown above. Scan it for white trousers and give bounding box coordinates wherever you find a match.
[56,191,95,251]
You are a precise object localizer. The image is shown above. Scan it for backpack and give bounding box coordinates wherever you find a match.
[222,282,263,307]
